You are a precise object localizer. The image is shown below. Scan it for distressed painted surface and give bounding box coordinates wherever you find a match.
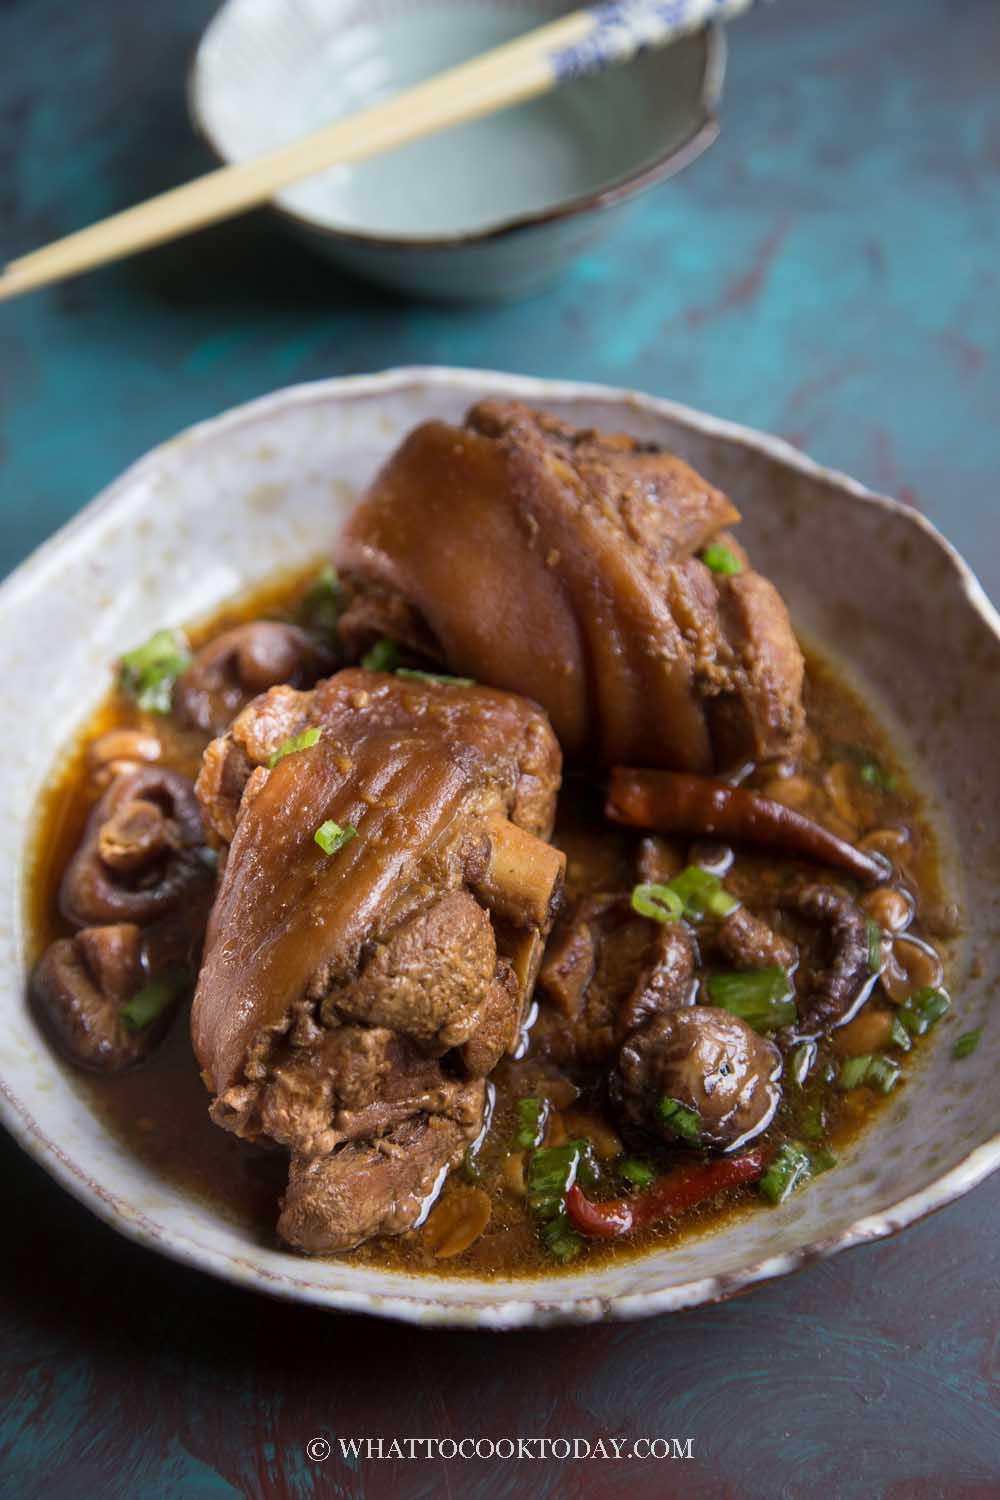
[1,0,999,1496]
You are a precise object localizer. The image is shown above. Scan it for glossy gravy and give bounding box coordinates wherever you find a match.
[26,565,959,1276]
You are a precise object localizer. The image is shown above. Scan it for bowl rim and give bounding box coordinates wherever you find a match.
[186,2,725,252]
[4,364,1000,1330]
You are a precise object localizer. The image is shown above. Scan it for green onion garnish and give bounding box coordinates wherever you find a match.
[119,629,191,715]
[867,919,882,973]
[810,1146,838,1174]
[541,1216,585,1263]
[859,760,898,793]
[701,543,743,576]
[513,1097,545,1150]
[760,1142,812,1204]
[526,1140,596,1219]
[267,726,320,769]
[897,987,950,1037]
[620,1158,656,1190]
[889,1015,912,1052]
[526,1140,595,1262]
[632,868,742,930]
[837,1053,901,1094]
[799,1102,826,1141]
[867,1055,902,1093]
[361,638,400,672]
[396,667,475,687]
[705,967,796,1031]
[296,563,344,638]
[790,1041,816,1086]
[953,1029,982,1060]
[314,820,357,856]
[656,1097,701,1142]
[631,882,684,924]
[460,1146,481,1183]
[119,972,186,1032]
[837,1054,874,1091]
[667,866,741,921]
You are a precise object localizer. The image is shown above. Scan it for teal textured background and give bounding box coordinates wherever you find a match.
[1,1,999,1496]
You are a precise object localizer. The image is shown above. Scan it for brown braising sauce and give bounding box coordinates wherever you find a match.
[26,564,959,1275]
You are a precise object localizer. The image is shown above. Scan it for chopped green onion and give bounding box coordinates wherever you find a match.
[889,1015,913,1052]
[838,1054,874,1091]
[790,1041,816,1087]
[667,866,740,921]
[296,563,344,637]
[118,628,190,715]
[267,727,320,769]
[705,967,796,1031]
[541,1216,585,1263]
[867,919,882,973]
[526,1140,596,1219]
[953,1029,982,1060]
[513,1097,545,1150]
[809,1145,838,1174]
[837,1053,901,1094]
[867,1055,902,1094]
[701,543,743,576]
[620,1158,656,1190]
[527,1140,595,1262]
[897,987,950,1037]
[832,744,898,792]
[631,882,684,924]
[119,972,186,1031]
[656,1097,701,1142]
[859,760,898,793]
[799,1102,827,1141]
[361,638,400,673]
[760,1142,812,1204]
[395,667,475,687]
[314,820,357,856]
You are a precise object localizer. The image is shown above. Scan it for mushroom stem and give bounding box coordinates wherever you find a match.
[473,812,566,929]
[97,798,180,873]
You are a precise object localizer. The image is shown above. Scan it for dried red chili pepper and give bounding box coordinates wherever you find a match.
[565,1150,766,1240]
[606,768,886,886]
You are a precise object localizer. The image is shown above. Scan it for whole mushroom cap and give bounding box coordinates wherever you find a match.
[617,1005,783,1150]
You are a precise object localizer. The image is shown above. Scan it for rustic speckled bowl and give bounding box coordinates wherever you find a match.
[187,0,724,300]
[1,368,997,1328]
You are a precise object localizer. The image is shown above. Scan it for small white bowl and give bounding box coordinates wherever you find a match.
[1,368,997,1328]
[188,0,725,300]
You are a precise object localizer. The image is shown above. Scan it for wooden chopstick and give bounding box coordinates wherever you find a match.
[0,1,751,304]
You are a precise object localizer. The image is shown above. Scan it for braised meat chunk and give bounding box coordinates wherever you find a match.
[280,1111,482,1255]
[535,894,696,1068]
[335,401,805,771]
[191,668,564,1253]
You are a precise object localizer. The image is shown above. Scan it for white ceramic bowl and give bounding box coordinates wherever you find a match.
[188,0,724,300]
[2,368,998,1328]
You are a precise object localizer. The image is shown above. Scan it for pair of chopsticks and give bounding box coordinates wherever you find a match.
[0,0,755,304]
